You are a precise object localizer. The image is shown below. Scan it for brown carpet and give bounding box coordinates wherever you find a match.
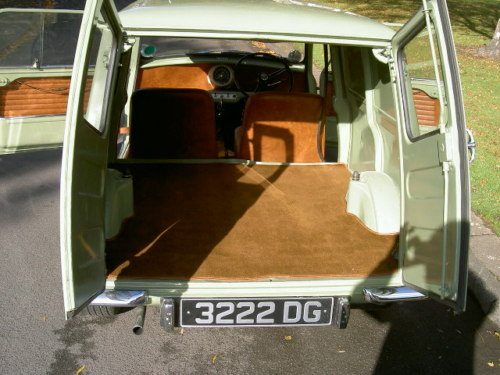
[105,163,398,280]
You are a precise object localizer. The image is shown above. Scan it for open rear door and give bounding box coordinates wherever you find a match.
[0,9,82,154]
[60,0,124,318]
[391,0,470,311]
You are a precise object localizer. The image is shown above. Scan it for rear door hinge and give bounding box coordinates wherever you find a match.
[373,47,393,65]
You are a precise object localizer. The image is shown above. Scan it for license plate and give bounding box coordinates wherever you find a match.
[180,297,333,327]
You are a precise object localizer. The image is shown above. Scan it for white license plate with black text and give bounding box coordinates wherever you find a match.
[180,297,333,327]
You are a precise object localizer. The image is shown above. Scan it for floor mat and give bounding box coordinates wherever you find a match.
[105,163,398,280]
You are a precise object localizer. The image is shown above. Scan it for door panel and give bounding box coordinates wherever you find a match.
[392,0,470,311]
[60,0,123,318]
[412,88,440,127]
[0,77,71,117]
[0,9,82,154]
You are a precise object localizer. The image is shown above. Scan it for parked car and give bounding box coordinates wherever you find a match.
[1,0,474,332]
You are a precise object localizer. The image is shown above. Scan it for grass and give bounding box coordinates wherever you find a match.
[317,0,500,234]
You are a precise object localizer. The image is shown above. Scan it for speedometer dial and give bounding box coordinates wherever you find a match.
[208,65,234,88]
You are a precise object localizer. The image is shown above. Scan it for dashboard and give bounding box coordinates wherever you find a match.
[135,62,307,102]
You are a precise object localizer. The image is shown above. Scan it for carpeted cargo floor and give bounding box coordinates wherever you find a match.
[105,163,398,280]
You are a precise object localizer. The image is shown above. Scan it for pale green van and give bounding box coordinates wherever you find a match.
[0,0,474,332]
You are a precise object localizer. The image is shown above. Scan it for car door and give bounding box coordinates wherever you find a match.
[391,0,470,311]
[0,8,82,154]
[60,0,124,318]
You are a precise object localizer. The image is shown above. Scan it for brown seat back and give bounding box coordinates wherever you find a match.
[235,92,323,163]
[130,88,217,159]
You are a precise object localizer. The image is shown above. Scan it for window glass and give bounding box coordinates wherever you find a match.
[312,44,326,89]
[402,21,446,138]
[139,37,305,63]
[0,12,81,68]
[83,12,116,132]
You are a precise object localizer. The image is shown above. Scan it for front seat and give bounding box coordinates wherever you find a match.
[235,92,324,163]
[130,88,217,159]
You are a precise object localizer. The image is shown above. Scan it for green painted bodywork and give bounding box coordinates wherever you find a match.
[106,274,404,305]
[1,0,468,316]
[0,68,73,154]
[0,116,65,154]
[120,0,395,45]
[0,1,394,155]
[60,0,123,318]
[391,0,469,311]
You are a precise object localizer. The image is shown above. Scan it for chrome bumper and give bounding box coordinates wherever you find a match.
[363,286,427,304]
[89,290,147,307]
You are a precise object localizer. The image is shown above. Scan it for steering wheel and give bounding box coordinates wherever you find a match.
[234,52,294,97]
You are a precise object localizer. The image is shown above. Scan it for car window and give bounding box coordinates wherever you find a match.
[401,20,447,139]
[0,11,82,68]
[83,11,117,133]
[312,43,326,88]
[139,37,305,62]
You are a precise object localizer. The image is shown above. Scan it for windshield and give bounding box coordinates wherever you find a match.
[0,11,82,68]
[139,37,304,62]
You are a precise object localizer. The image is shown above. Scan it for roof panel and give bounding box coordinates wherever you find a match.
[119,0,395,42]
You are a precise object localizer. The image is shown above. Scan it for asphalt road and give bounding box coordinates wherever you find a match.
[0,150,499,375]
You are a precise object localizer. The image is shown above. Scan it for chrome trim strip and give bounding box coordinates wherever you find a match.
[89,290,147,307]
[363,286,427,303]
